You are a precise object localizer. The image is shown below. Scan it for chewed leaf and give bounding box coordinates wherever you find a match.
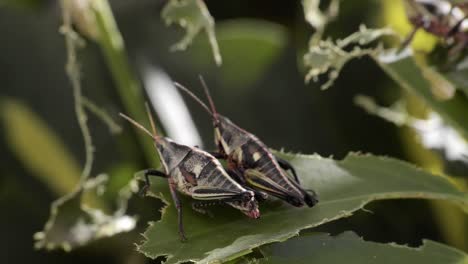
[304,25,396,89]
[162,0,222,65]
[259,232,468,264]
[34,174,138,251]
[335,25,396,48]
[136,152,467,264]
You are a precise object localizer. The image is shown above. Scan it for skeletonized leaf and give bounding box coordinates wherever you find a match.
[137,152,467,264]
[303,25,396,89]
[162,0,222,66]
[259,232,468,264]
[34,174,138,251]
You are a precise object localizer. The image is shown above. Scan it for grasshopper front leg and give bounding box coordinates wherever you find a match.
[140,169,167,196]
[139,169,187,241]
[168,177,187,242]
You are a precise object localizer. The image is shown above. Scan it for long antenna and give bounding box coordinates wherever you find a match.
[174,82,213,116]
[119,113,156,140]
[145,103,158,137]
[199,75,218,116]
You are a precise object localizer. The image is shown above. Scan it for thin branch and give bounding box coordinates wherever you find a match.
[60,0,95,184]
[82,96,122,134]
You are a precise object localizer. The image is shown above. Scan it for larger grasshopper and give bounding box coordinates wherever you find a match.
[120,107,260,241]
[176,79,318,208]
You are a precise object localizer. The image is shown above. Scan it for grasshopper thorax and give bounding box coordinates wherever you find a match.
[213,114,250,156]
[154,137,192,173]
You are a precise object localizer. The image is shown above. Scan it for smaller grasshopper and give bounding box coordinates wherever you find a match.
[176,79,318,208]
[402,0,468,55]
[120,106,260,241]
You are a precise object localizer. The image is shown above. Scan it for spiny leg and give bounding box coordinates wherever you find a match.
[168,178,187,241]
[192,200,223,217]
[398,25,420,53]
[275,156,300,184]
[139,169,167,196]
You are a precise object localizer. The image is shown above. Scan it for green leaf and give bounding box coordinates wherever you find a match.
[137,152,467,263]
[438,54,468,98]
[259,232,468,264]
[162,0,222,66]
[373,49,468,140]
[191,19,287,91]
[0,98,81,195]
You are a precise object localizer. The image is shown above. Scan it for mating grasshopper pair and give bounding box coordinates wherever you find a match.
[120,78,318,241]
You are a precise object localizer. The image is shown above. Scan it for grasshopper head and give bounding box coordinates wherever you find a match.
[227,190,260,219]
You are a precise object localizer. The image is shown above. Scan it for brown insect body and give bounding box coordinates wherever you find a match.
[120,108,259,240]
[175,79,318,208]
[404,0,468,54]
[215,115,318,207]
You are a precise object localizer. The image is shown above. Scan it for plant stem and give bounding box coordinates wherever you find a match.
[91,0,159,166]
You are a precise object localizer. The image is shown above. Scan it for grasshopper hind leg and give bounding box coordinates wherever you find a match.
[192,201,220,217]
[227,169,268,201]
[275,156,300,184]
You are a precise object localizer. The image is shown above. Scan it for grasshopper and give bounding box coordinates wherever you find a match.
[402,0,468,55]
[175,79,318,208]
[120,106,260,241]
